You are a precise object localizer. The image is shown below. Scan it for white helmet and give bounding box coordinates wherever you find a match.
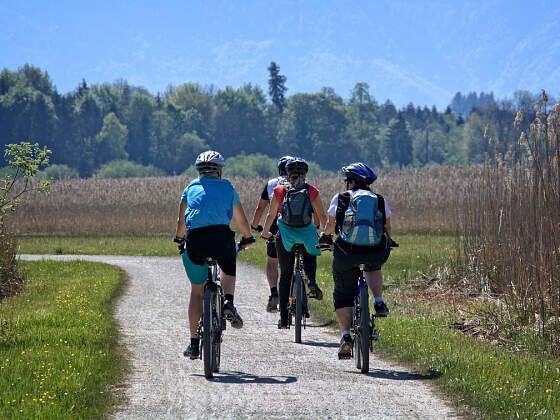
[195,150,225,173]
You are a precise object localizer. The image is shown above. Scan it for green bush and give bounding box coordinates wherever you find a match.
[37,163,79,179]
[95,160,165,178]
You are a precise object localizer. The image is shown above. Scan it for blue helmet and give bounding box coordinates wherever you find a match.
[286,157,309,174]
[277,155,293,171]
[341,162,377,184]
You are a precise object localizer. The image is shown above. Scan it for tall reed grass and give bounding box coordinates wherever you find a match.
[457,92,560,348]
[11,167,470,235]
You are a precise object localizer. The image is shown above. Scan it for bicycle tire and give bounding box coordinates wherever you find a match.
[354,305,361,370]
[203,286,215,379]
[213,292,223,373]
[359,286,370,373]
[295,272,303,344]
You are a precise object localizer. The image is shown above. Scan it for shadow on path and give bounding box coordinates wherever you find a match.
[346,369,441,381]
[304,321,334,328]
[301,340,339,349]
[193,371,298,384]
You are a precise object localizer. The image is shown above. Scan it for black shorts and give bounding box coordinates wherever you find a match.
[332,237,391,309]
[266,238,278,259]
[184,225,237,276]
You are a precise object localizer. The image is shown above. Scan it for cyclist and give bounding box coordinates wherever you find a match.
[318,162,392,359]
[250,156,292,312]
[261,157,327,329]
[175,150,255,359]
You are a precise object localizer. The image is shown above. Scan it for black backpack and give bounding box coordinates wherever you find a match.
[281,185,312,227]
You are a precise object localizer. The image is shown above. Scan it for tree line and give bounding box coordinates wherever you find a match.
[0,63,549,177]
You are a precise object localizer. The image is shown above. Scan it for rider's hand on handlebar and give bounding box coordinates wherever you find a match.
[238,235,256,249]
[388,237,399,248]
[317,232,333,250]
[173,236,186,255]
[251,224,264,232]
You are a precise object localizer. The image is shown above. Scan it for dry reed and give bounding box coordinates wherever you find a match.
[457,92,560,347]
[11,167,470,235]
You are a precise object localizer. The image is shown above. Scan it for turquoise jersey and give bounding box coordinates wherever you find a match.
[182,177,241,230]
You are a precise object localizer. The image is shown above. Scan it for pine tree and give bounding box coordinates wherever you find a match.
[267,62,287,113]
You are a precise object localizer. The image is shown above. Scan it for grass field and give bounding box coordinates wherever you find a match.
[16,230,560,419]
[0,260,128,419]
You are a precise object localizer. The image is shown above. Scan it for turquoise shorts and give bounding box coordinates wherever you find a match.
[182,251,208,285]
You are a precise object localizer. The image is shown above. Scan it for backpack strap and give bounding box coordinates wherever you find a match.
[375,193,387,230]
[335,191,352,233]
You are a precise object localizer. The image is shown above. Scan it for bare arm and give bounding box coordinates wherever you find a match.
[323,214,337,236]
[233,203,252,238]
[251,198,269,228]
[385,217,391,236]
[310,195,327,229]
[175,201,188,239]
[262,195,279,238]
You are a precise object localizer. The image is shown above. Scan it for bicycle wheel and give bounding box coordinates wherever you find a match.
[203,286,215,379]
[359,286,370,373]
[213,292,223,373]
[294,272,303,343]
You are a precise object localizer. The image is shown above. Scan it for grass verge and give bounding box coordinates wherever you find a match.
[17,232,560,418]
[0,260,128,419]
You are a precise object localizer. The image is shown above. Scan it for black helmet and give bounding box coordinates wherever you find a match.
[285,157,309,174]
[195,150,225,173]
[341,162,377,185]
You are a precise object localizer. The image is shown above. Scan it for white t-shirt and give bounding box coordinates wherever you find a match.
[327,191,391,218]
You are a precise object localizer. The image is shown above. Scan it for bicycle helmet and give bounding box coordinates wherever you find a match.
[195,150,225,173]
[285,157,309,174]
[277,155,294,171]
[341,162,377,184]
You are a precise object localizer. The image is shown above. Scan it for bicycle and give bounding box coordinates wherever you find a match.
[175,236,253,379]
[319,236,398,374]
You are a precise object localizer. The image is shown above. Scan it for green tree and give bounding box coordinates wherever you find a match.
[125,93,154,164]
[268,62,287,113]
[94,112,129,166]
[384,113,412,166]
[278,92,356,170]
[149,110,208,174]
[1,142,51,221]
[213,86,266,156]
[347,83,381,166]
[0,141,51,299]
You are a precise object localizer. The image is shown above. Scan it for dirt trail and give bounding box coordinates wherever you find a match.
[21,255,457,419]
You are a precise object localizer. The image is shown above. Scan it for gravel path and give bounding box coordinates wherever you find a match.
[20,255,457,419]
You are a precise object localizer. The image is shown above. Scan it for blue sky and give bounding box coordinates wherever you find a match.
[2,0,559,109]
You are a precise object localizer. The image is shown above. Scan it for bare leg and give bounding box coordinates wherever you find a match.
[188,283,205,337]
[266,257,279,289]
[221,273,235,296]
[335,307,353,332]
[365,269,383,298]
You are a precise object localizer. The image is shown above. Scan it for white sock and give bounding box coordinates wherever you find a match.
[341,330,350,338]
[374,296,384,304]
